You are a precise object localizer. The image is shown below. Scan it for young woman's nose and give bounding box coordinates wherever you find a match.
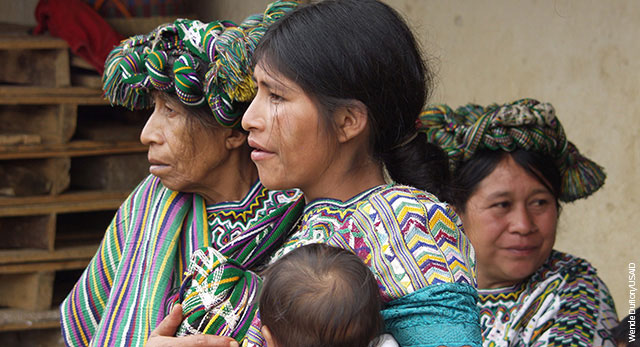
[242,96,264,132]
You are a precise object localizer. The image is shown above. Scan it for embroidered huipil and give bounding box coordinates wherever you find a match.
[243,184,482,347]
[478,250,618,347]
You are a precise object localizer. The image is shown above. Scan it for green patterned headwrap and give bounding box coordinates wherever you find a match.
[102,1,298,128]
[418,98,606,202]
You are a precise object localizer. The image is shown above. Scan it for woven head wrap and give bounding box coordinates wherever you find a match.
[418,98,606,202]
[102,0,298,128]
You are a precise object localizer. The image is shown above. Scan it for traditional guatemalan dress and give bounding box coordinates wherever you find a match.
[478,250,618,346]
[242,184,482,347]
[60,174,300,347]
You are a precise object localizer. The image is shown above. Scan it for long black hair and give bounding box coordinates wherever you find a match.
[252,0,450,200]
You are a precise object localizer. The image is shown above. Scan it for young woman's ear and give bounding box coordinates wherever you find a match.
[225,128,249,150]
[335,100,369,143]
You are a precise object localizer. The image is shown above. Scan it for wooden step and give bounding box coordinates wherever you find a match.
[0,87,108,105]
[0,271,55,311]
[0,32,69,87]
[0,158,70,196]
[0,259,90,274]
[0,31,67,50]
[0,190,129,217]
[0,103,77,144]
[0,214,55,251]
[0,140,147,160]
[71,153,148,191]
[0,308,60,332]
[0,245,98,265]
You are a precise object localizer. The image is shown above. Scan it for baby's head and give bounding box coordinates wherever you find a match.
[259,243,382,347]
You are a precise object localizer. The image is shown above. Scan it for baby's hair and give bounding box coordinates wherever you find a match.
[260,243,382,347]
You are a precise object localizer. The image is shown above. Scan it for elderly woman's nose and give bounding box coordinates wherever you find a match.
[510,205,536,234]
[140,109,162,146]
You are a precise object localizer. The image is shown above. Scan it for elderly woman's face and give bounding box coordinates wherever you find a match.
[140,94,230,194]
[460,155,558,289]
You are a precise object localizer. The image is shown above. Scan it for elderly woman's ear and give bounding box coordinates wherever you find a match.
[224,128,250,150]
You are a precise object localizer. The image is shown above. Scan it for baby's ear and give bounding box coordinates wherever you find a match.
[261,325,277,347]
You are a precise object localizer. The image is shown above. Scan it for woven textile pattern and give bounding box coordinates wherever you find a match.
[242,184,481,347]
[60,175,298,347]
[419,98,606,202]
[207,184,300,249]
[478,250,618,346]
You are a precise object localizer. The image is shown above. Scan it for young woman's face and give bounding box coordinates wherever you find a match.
[140,94,230,194]
[242,64,336,192]
[460,155,558,289]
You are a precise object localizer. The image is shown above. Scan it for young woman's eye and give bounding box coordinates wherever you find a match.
[269,92,283,103]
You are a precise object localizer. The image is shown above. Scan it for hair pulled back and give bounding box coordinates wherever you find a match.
[253,0,450,200]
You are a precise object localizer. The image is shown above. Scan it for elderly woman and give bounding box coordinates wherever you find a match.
[59,2,300,347]
[421,98,618,346]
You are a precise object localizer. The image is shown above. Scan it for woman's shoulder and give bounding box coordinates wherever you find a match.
[527,250,616,308]
[535,250,601,283]
[340,183,476,286]
[373,184,445,203]
[359,184,463,229]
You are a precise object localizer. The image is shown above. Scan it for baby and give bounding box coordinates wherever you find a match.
[259,243,389,347]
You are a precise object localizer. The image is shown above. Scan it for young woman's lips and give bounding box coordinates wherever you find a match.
[248,139,275,162]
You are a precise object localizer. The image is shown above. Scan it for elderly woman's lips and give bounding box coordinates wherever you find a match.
[148,158,169,174]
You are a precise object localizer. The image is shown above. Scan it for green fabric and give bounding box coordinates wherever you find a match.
[101,1,299,128]
[419,98,606,202]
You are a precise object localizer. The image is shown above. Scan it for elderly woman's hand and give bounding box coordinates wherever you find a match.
[145,304,239,347]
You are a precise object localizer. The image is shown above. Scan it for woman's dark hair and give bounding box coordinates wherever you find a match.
[252,0,450,200]
[259,243,382,347]
[452,149,562,213]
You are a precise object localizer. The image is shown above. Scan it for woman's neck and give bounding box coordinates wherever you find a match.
[200,147,259,205]
[302,157,386,203]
